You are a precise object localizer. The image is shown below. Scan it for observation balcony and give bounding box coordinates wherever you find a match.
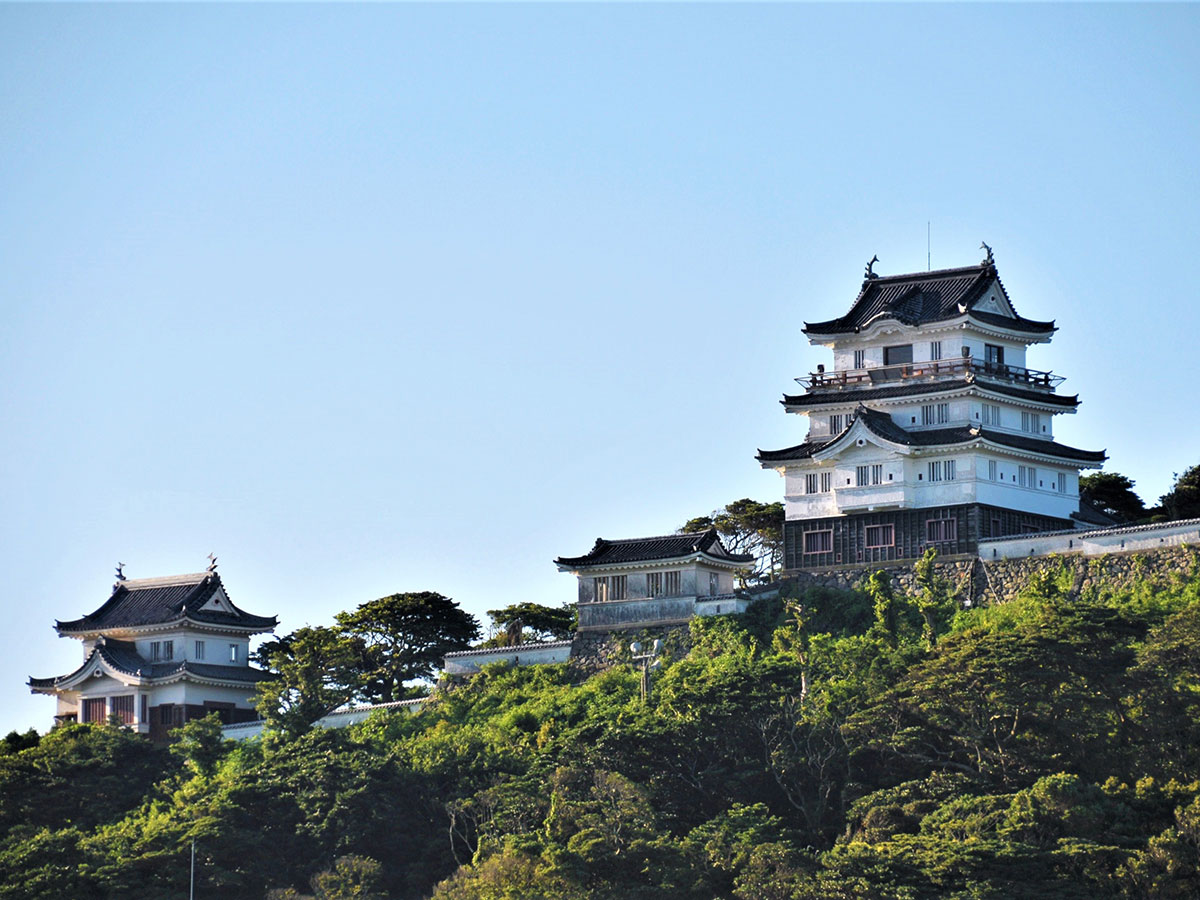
[797,355,1064,392]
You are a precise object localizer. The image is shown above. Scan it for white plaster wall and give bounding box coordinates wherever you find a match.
[443,643,572,675]
[981,519,1200,559]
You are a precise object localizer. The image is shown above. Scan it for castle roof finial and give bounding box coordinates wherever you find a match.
[865,254,879,280]
[980,241,994,266]
[206,553,218,573]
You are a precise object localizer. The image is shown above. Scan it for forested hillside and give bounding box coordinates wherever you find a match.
[3,554,1200,899]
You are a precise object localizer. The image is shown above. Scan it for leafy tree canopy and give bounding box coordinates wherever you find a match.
[1079,471,1147,522]
[336,592,480,702]
[682,498,784,585]
[485,602,576,646]
[1159,464,1200,520]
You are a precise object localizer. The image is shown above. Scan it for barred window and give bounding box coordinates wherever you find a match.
[829,414,844,434]
[806,473,819,494]
[982,403,1001,426]
[856,465,870,487]
[865,524,894,549]
[871,464,883,485]
[803,530,833,554]
[930,340,943,361]
[853,349,865,368]
[111,695,135,726]
[664,571,680,595]
[820,471,832,492]
[927,517,958,543]
[922,403,949,426]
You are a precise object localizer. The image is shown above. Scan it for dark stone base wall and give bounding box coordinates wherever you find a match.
[783,504,1072,570]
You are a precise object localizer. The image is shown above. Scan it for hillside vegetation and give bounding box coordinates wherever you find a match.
[3,553,1200,899]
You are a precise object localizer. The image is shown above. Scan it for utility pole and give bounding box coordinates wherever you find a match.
[629,639,663,702]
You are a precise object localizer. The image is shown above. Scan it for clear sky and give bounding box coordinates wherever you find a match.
[2,3,1197,736]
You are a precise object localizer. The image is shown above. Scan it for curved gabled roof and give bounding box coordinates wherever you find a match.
[781,378,1080,411]
[56,571,277,636]
[29,635,272,694]
[802,263,1055,337]
[757,406,1105,465]
[555,529,753,569]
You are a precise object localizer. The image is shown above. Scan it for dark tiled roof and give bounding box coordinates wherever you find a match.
[56,571,277,635]
[150,662,271,683]
[29,636,271,690]
[802,263,1054,336]
[757,406,1105,464]
[555,529,754,568]
[969,309,1055,334]
[782,379,1080,410]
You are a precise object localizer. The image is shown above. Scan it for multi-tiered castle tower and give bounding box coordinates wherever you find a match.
[758,250,1107,570]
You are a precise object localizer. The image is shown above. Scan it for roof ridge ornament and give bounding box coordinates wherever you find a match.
[113,562,126,593]
[206,553,218,573]
[865,254,879,280]
[980,241,994,266]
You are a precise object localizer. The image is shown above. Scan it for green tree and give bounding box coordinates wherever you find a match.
[336,591,480,702]
[168,713,230,778]
[311,854,386,900]
[682,498,784,585]
[1159,464,1200,520]
[486,602,576,646]
[254,625,363,738]
[1080,471,1147,521]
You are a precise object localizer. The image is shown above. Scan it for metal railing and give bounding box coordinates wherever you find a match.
[799,356,1063,390]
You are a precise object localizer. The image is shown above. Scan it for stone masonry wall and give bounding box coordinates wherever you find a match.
[568,545,1200,675]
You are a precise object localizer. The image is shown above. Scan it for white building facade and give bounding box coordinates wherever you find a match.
[555,530,754,630]
[29,567,276,741]
[758,253,1107,569]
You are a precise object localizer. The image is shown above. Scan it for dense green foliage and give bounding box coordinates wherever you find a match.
[4,557,1200,898]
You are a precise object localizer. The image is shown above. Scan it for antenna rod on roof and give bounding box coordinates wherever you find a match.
[927,221,930,271]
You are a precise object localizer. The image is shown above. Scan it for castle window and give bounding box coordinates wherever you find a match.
[820,471,832,492]
[853,349,865,368]
[1021,412,1042,433]
[865,524,894,549]
[111,695,135,726]
[982,403,1001,426]
[803,530,833,554]
[594,576,627,603]
[856,465,870,487]
[709,573,720,596]
[229,644,239,663]
[82,697,107,724]
[163,640,173,661]
[884,344,912,365]
[921,403,949,426]
[930,340,943,361]
[1057,473,1067,493]
[150,641,161,661]
[927,516,958,543]
[647,571,680,597]
[988,460,998,481]
[194,640,205,661]
[140,695,147,723]
[1018,466,1036,488]
[829,414,843,434]
[871,464,883,485]
[806,474,819,494]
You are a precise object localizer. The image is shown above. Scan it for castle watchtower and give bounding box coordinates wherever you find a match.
[758,251,1106,569]
[555,529,753,630]
[29,564,276,740]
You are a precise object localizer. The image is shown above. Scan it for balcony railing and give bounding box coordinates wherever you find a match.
[798,356,1064,391]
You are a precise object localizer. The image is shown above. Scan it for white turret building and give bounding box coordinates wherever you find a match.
[29,565,276,741]
[758,251,1107,569]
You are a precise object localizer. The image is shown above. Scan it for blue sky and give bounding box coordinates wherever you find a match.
[2,4,1197,735]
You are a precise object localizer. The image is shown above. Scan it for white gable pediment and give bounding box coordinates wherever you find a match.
[813,416,911,461]
[201,588,231,613]
[972,280,1015,318]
